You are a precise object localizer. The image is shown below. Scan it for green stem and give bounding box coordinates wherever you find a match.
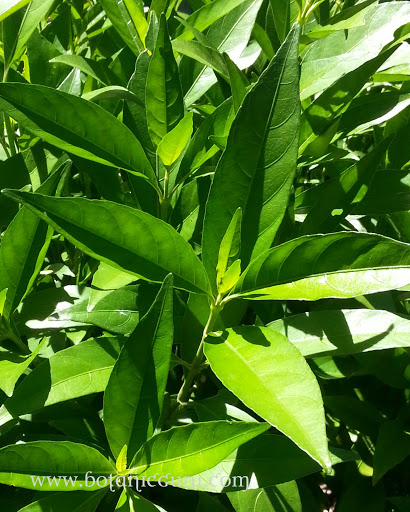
[177,300,222,405]
[3,67,16,156]
[8,329,30,355]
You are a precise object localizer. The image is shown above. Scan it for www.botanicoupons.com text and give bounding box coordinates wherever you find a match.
[30,473,251,492]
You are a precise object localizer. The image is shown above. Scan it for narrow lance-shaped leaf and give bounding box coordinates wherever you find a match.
[0,0,31,23]
[146,14,184,146]
[202,24,300,293]
[216,208,242,294]
[0,337,122,427]
[184,0,263,106]
[99,0,146,55]
[0,441,114,491]
[173,433,357,492]
[4,0,55,69]
[300,2,410,100]
[104,275,174,460]
[0,83,156,183]
[2,192,212,296]
[176,0,246,41]
[0,164,64,322]
[233,232,410,301]
[129,421,270,478]
[267,309,410,357]
[157,112,193,167]
[204,327,332,470]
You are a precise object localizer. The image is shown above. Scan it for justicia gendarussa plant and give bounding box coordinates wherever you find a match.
[0,0,409,511]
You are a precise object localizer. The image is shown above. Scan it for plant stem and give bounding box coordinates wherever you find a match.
[177,300,222,405]
[2,67,16,156]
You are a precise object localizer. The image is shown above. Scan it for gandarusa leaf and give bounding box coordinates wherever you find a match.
[0,1,408,511]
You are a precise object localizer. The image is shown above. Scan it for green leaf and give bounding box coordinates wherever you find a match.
[172,432,356,492]
[129,420,269,478]
[0,337,46,396]
[0,164,64,321]
[228,480,302,512]
[176,0,247,41]
[299,49,396,156]
[224,53,248,113]
[351,170,410,215]
[204,326,331,470]
[0,0,31,23]
[268,309,410,358]
[216,208,242,293]
[157,112,193,167]
[172,39,229,81]
[0,441,114,490]
[124,50,155,161]
[146,15,184,146]
[4,0,55,69]
[0,83,155,181]
[0,337,122,427]
[49,55,118,86]
[99,0,145,55]
[337,479,385,512]
[17,489,106,511]
[42,286,144,335]
[184,0,263,106]
[300,2,410,100]
[88,261,136,309]
[202,25,300,291]
[115,489,163,511]
[2,192,212,296]
[233,232,410,301]
[104,275,174,460]
[298,137,392,234]
[373,420,410,484]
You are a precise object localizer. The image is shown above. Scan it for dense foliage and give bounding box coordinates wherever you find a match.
[0,0,409,510]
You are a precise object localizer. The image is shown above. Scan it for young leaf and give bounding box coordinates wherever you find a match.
[2,192,212,296]
[157,112,193,167]
[0,83,156,182]
[115,489,163,511]
[216,208,241,293]
[104,275,174,460]
[0,441,114,490]
[204,327,332,470]
[202,24,300,292]
[0,337,122,427]
[268,309,410,357]
[146,15,184,146]
[129,421,269,478]
[233,232,410,301]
